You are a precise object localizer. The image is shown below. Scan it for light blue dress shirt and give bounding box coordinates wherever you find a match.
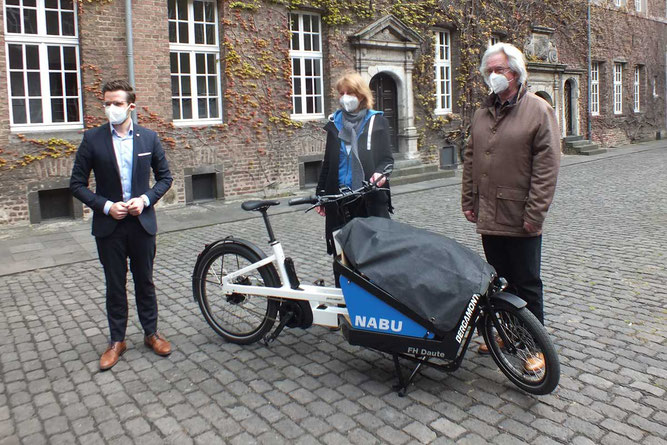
[113,124,134,202]
[103,123,150,215]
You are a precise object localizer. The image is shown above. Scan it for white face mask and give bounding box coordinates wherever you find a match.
[339,94,360,113]
[488,72,510,94]
[105,104,131,125]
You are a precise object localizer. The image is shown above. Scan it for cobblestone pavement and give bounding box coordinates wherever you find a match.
[1,148,666,445]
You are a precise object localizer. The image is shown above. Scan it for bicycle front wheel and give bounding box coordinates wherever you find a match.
[481,301,560,395]
[193,242,279,344]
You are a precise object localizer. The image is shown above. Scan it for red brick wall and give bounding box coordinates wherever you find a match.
[131,1,171,120]
[588,6,666,145]
[79,0,129,120]
[0,0,665,225]
[0,5,8,157]
[646,0,667,18]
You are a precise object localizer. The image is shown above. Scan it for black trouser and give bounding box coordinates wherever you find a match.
[482,234,544,324]
[96,216,158,341]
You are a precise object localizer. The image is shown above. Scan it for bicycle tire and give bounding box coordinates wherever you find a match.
[193,242,279,344]
[481,300,560,395]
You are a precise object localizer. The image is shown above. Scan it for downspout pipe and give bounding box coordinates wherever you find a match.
[126,0,137,123]
[586,0,592,140]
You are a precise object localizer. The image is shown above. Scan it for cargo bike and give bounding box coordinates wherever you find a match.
[192,182,560,396]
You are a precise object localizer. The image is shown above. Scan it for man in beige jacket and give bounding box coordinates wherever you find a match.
[462,43,560,371]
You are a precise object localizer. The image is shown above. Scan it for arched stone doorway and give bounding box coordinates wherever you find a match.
[370,73,399,152]
[350,15,423,159]
[564,79,575,136]
[535,91,554,107]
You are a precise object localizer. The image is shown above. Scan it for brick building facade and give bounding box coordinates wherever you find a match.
[0,0,665,226]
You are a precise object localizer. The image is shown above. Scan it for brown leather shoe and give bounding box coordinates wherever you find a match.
[99,341,127,371]
[524,352,545,373]
[478,336,505,354]
[144,332,171,356]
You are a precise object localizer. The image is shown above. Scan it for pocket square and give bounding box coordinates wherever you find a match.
[138,152,151,157]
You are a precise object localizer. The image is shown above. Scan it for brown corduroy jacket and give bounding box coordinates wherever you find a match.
[462,87,561,237]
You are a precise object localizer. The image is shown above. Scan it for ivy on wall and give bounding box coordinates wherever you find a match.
[2,0,659,175]
[228,0,589,154]
[265,0,374,24]
[394,0,588,153]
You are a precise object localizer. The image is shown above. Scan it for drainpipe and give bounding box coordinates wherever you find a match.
[126,0,137,123]
[586,0,592,140]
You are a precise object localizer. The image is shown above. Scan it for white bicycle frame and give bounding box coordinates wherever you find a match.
[220,239,348,328]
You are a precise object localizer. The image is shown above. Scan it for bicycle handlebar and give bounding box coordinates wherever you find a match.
[288,182,388,209]
[288,195,319,206]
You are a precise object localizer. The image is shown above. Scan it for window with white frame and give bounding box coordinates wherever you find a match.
[488,35,500,47]
[591,62,600,116]
[635,0,641,12]
[613,63,623,114]
[168,0,221,124]
[614,0,622,7]
[289,12,323,119]
[634,66,640,112]
[4,0,82,130]
[434,30,452,114]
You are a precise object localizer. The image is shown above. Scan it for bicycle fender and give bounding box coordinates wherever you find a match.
[192,237,277,302]
[490,292,527,310]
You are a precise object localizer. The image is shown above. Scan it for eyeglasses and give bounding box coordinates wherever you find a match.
[103,101,128,107]
[485,66,512,76]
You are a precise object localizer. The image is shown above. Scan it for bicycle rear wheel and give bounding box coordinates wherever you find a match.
[193,242,279,344]
[481,300,560,395]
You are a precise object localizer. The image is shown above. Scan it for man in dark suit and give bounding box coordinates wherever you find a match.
[70,80,173,370]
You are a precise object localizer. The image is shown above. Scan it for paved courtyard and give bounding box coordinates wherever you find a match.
[1,146,666,444]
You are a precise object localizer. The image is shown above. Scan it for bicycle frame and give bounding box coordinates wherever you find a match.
[196,181,560,396]
[220,239,347,327]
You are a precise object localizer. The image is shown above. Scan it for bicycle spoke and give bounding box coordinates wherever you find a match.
[201,249,277,338]
[491,309,545,382]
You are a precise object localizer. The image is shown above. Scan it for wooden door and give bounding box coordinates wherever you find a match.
[370,73,399,153]
[564,80,573,136]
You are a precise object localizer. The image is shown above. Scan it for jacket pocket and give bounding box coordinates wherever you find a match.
[495,186,528,227]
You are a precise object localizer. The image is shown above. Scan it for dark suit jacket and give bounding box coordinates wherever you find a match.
[70,123,173,238]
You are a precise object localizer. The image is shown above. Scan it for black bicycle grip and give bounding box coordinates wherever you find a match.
[288,195,318,206]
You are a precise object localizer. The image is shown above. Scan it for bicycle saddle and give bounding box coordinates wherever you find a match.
[241,200,280,212]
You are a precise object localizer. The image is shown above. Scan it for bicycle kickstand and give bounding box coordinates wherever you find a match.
[392,354,428,397]
[263,310,295,346]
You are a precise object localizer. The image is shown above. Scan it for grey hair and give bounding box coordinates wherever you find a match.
[480,42,528,85]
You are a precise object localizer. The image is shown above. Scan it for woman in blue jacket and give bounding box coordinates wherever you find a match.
[316,72,394,255]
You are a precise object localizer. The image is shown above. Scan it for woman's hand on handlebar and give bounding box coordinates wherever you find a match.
[370,172,387,187]
[315,205,326,216]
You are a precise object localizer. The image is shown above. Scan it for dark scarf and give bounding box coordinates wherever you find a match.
[339,109,368,189]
